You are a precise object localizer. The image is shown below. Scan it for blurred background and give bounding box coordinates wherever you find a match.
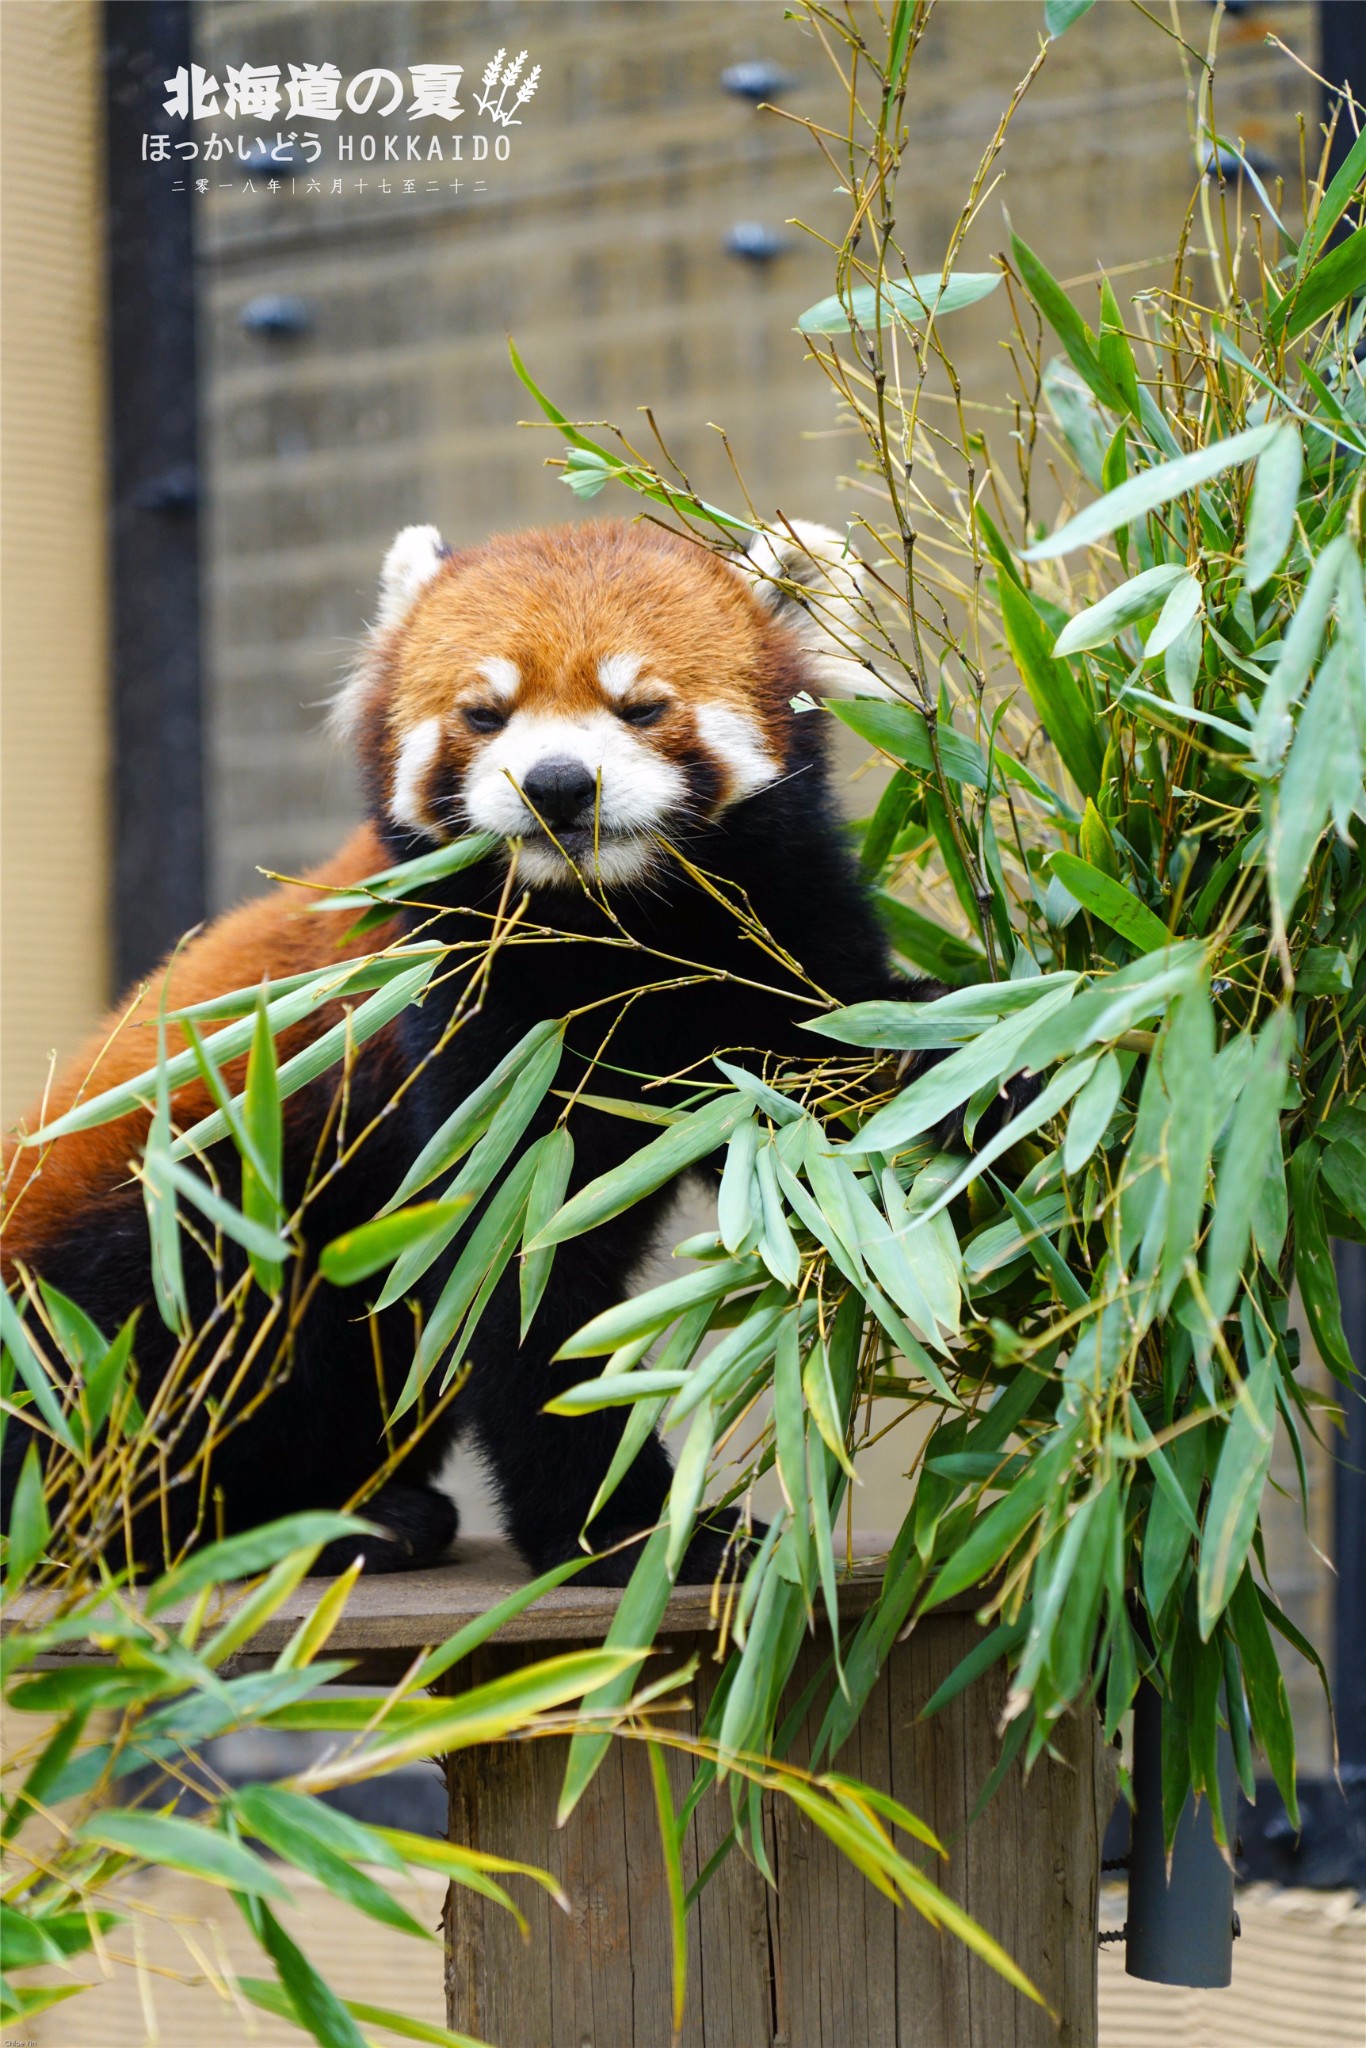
[2,2,1362,2040]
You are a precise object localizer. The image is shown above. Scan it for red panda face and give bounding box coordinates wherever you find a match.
[336,519,874,888]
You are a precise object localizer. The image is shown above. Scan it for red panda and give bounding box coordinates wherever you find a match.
[3,517,906,1583]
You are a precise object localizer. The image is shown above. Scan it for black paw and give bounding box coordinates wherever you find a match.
[315,1482,459,1576]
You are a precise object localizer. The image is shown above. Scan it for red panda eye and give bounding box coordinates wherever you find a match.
[620,699,668,727]
[462,704,507,734]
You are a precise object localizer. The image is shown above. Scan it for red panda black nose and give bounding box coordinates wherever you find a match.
[521,758,598,829]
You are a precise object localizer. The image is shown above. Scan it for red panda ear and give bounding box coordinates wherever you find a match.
[374,523,451,633]
[730,521,892,698]
[329,525,452,743]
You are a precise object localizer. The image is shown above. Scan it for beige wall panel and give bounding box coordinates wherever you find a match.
[0,0,110,1128]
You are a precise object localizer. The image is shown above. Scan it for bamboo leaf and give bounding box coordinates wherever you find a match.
[755,1140,802,1286]
[76,1812,292,1899]
[1197,1342,1276,1639]
[383,1019,563,1215]
[173,960,437,1159]
[312,831,498,912]
[520,1123,575,1338]
[921,1463,1052,1612]
[1053,564,1188,655]
[158,1157,293,1265]
[4,1443,50,1586]
[1228,1568,1298,1823]
[283,1651,645,1785]
[830,697,988,789]
[0,1286,80,1456]
[1045,0,1098,36]
[1202,1010,1291,1327]
[803,1335,856,1478]
[1010,232,1125,416]
[409,1556,594,1691]
[1023,424,1279,559]
[717,1115,760,1253]
[242,990,285,1295]
[1159,976,1215,1309]
[805,973,1076,1050]
[397,1144,541,1415]
[1244,423,1303,591]
[1269,641,1364,917]
[1289,1145,1357,1381]
[1144,572,1203,660]
[1253,533,1353,768]
[556,1257,762,1360]
[1062,1050,1122,1173]
[998,575,1104,795]
[797,271,1000,334]
[1270,223,1366,339]
[667,1401,716,1574]
[527,1094,747,1249]
[647,1742,689,2037]
[23,975,344,1146]
[144,1017,188,1335]
[80,1312,139,1441]
[844,978,1078,1156]
[875,891,988,985]
[246,1900,369,2048]
[560,1527,674,1820]
[1046,854,1172,955]
[1299,127,1366,267]
[320,1199,475,1288]
[145,1513,371,1615]
[239,1977,492,2048]
[232,1787,433,1941]
[375,1034,563,1312]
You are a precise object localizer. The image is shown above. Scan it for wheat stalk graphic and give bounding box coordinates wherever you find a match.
[474,47,506,115]
[475,47,535,126]
[505,64,541,125]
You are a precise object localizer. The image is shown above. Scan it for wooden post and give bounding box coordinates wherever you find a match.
[436,1555,1110,2048]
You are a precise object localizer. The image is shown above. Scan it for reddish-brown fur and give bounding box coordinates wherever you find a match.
[3,827,395,1273]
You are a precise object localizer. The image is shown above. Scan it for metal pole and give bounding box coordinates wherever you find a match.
[1126,1677,1238,1986]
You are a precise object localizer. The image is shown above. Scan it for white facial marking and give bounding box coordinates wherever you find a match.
[375,525,447,633]
[477,656,520,702]
[597,652,644,701]
[694,703,780,803]
[514,837,655,888]
[389,717,444,833]
[461,708,686,885]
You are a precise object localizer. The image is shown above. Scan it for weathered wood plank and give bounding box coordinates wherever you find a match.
[443,1606,1103,2047]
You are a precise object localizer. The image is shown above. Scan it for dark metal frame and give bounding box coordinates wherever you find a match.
[103,0,206,989]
